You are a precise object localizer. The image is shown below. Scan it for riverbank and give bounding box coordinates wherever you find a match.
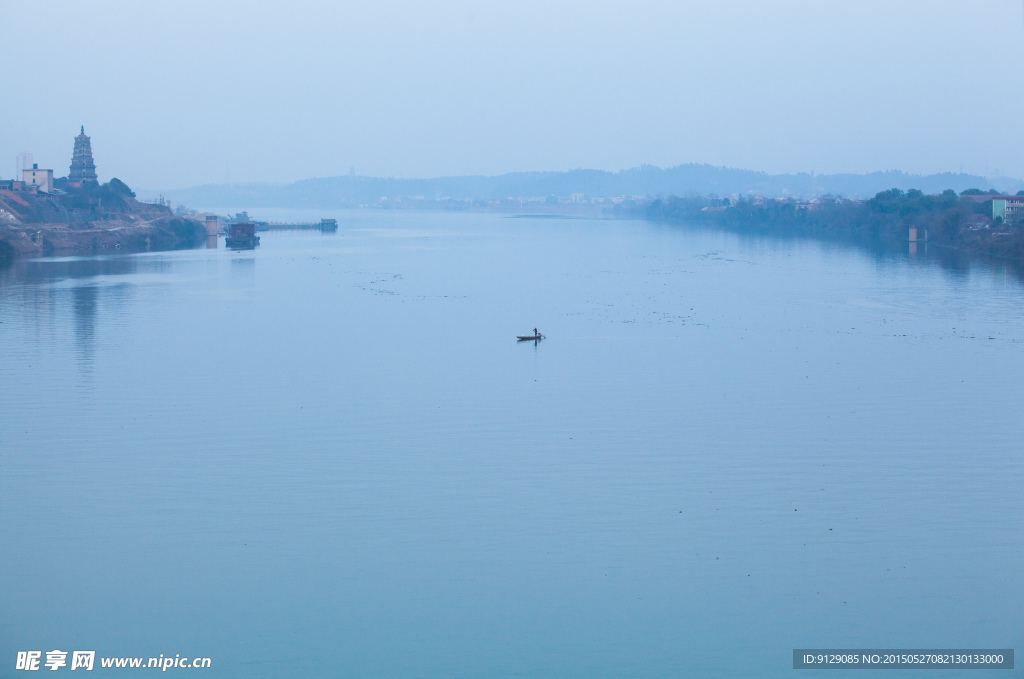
[0,179,205,263]
[0,216,206,261]
[623,190,1024,265]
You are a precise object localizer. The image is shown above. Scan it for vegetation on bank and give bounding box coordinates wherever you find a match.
[15,177,142,223]
[0,178,205,261]
[632,188,1024,262]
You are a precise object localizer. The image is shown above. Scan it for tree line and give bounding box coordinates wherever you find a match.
[632,188,1024,262]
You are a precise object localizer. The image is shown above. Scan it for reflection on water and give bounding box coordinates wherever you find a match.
[676,217,1024,285]
[2,252,141,286]
[1,212,1022,679]
[0,256,148,376]
[72,284,97,370]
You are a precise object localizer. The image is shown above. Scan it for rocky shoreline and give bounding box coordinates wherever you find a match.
[0,216,206,262]
[0,170,207,264]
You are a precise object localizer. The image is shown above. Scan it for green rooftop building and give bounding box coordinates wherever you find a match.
[991,196,1024,223]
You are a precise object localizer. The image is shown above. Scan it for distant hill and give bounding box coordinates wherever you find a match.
[151,164,1024,209]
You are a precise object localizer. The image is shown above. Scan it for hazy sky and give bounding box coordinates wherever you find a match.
[2,0,1023,189]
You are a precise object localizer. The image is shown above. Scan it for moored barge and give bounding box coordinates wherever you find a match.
[225,222,260,249]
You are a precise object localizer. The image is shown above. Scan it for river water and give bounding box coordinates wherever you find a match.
[1,210,1021,678]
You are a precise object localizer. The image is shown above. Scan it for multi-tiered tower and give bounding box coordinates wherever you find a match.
[68,126,98,184]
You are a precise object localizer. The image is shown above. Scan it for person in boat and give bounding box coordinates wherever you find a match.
[533,328,539,337]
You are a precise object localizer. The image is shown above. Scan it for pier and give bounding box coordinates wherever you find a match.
[260,222,321,230]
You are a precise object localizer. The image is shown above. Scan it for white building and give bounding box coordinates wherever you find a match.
[22,164,53,193]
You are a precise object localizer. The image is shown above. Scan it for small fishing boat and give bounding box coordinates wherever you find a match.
[517,332,545,341]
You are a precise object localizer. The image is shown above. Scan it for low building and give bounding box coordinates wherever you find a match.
[21,164,53,193]
[991,196,1024,223]
[965,194,1024,223]
[966,214,992,230]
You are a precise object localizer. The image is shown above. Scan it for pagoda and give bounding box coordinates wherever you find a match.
[68,126,98,185]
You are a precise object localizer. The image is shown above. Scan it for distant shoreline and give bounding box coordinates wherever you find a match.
[149,165,1024,211]
[629,191,1024,272]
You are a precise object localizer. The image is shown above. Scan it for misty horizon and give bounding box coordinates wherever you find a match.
[143,163,1024,209]
[149,162,1024,192]
[4,0,1024,189]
